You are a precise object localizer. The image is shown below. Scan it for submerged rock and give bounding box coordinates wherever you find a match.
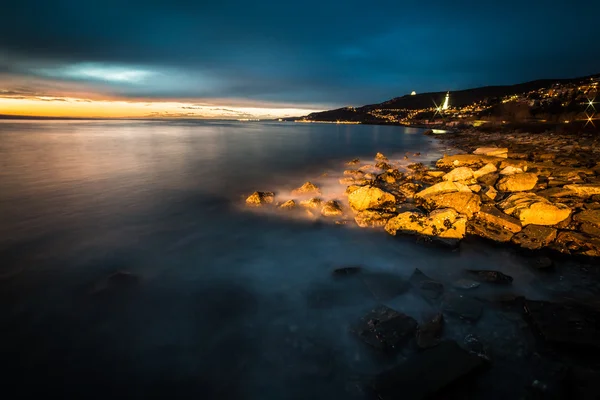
[371,341,485,400]
[465,269,513,284]
[332,266,362,276]
[348,186,396,212]
[360,272,410,301]
[354,210,395,228]
[499,193,571,226]
[511,225,557,250]
[453,279,481,290]
[246,191,275,206]
[409,268,444,302]
[419,191,481,218]
[442,293,483,321]
[320,200,343,217]
[278,199,296,210]
[416,313,444,349]
[291,181,321,195]
[385,209,467,240]
[351,305,417,352]
[496,173,538,192]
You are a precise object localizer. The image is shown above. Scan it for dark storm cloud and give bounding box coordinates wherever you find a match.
[1,0,599,106]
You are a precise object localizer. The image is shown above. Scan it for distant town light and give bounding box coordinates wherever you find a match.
[411,91,417,96]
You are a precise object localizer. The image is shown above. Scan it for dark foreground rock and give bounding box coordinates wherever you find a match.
[442,293,483,321]
[409,268,444,302]
[359,272,409,301]
[416,313,444,349]
[371,341,485,399]
[351,305,417,352]
[465,269,513,284]
[524,300,600,352]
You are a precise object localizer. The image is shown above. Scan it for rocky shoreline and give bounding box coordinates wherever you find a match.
[246,130,600,259]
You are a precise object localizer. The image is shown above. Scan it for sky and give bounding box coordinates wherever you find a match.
[1,0,599,119]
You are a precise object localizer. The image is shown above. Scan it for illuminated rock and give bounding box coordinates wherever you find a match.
[375,152,389,162]
[473,163,498,179]
[299,197,323,209]
[354,210,395,228]
[563,184,600,197]
[348,186,396,212]
[437,154,503,169]
[320,200,343,217]
[442,167,474,182]
[511,225,557,250]
[498,192,571,226]
[473,147,508,158]
[291,181,321,195]
[385,208,467,239]
[415,181,471,199]
[418,191,481,218]
[496,173,538,192]
[246,191,275,206]
[278,199,296,210]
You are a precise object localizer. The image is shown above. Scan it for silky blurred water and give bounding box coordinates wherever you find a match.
[0,120,584,399]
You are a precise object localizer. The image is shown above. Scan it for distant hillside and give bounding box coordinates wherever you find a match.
[288,73,599,123]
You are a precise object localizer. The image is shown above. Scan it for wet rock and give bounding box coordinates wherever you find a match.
[437,154,503,169]
[414,181,471,199]
[343,169,365,179]
[528,256,553,269]
[397,182,422,199]
[354,210,395,228]
[416,313,444,349]
[511,225,557,250]
[476,205,522,233]
[371,341,485,400]
[453,279,481,290]
[346,158,360,166]
[442,293,483,321]
[524,300,600,351]
[375,152,389,162]
[473,163,498,179]
[442,167,474,182]
[478,172,499,187]
[385,209,467,240]
[360,272,410,301]
[320,200,343,217]
[348,186,396,212]
[473,147,508,158]
[278,199,296,210]
[351,305,417,352]
[291,181,321,196]
[299,197,323,209]
[496,173,538,192]
[468,219,515,242]
[409,268,444,302]
[419,191,481,218]
[332,266,362,276]
[246,191,275,206]
[553,231,600,257]
[499,193,571,226]
[375,161,393,170]
[465,269,513,284]
[563,184,600,197]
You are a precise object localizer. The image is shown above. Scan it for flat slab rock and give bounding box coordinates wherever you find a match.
[371,340,485,400]
[351,305,417,352]
[524,300,600,352]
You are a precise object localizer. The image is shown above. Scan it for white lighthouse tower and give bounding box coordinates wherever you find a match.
[442,92,450,110]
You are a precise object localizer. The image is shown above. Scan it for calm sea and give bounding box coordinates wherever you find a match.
[0,120,570,398]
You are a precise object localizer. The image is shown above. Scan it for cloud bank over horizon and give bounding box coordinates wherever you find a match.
[1,0,599,117]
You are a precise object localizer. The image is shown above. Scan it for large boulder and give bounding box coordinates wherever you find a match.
[385,209,467,239]
[475,205,522,233]
[498,193,571,226]
[415,181,471,199]
[563,184,600,197]
[496,173,538,192]
[511,225,558,250]
[436,154,503,169]
[246,191,275,206]
[419,192,481,218]
[473,163,498,179]
[473,147,508,158]
[354,210,395,228]
[348,186,396,212]
[291,181,321,195]
[442,167,474,182]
